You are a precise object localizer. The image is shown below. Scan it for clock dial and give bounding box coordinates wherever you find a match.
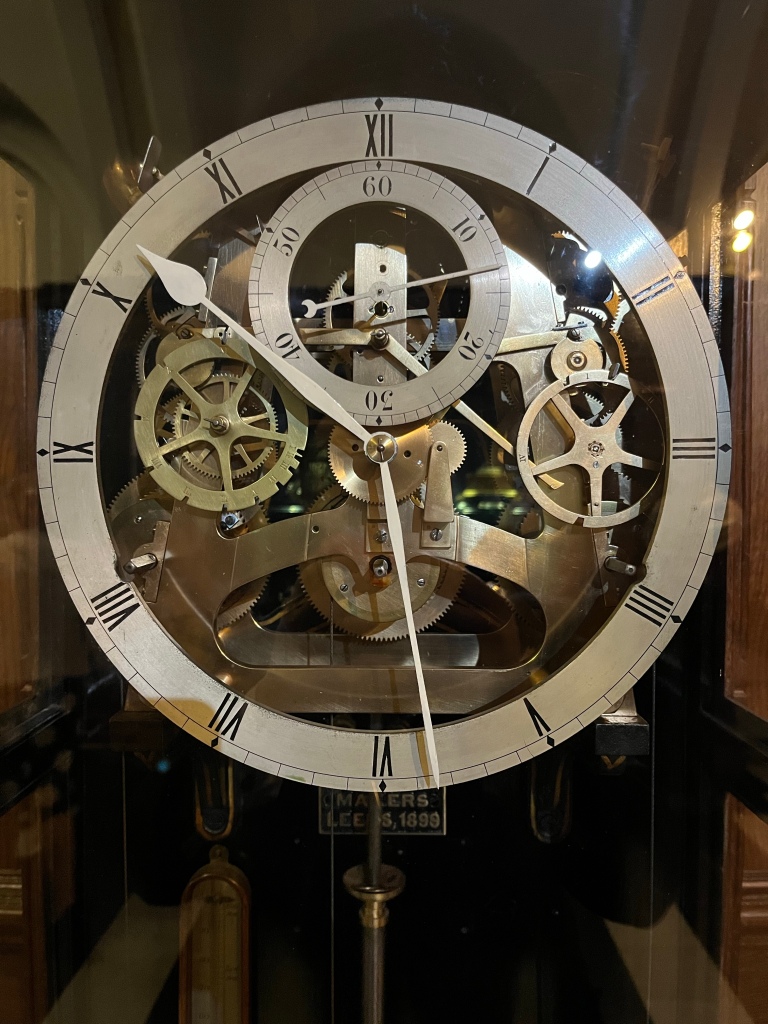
[38,99,729,791]
[248,162,511,425]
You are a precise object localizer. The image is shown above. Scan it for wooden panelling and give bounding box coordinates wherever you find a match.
[0,159,38,713]
[725,164,768,721]
[0,792,50,1024]
[720,795,768,1023]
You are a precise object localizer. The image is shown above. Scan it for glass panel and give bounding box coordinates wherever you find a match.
[1,4,767,1024]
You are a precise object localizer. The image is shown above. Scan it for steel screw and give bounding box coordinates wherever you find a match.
[416,578,426,587]
[375,529,388,543]
[371,557,391,578]
[339,582,349,593]
[430,528,443,541]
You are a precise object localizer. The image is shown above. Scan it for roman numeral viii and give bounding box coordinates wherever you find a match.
[365,113,394,157]
[90,582,139,631]
[208,693,248,745]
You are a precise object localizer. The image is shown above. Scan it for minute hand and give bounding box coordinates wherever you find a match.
[136,246,441,785]
[137,247,369,446]
[301,264,500,319]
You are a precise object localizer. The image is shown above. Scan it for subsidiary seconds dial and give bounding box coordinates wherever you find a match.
[248,161,512,426]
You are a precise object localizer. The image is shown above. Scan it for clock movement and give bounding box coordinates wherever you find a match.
[37,98,729,791]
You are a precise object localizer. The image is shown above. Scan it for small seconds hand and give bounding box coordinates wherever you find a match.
[301,263,501,319]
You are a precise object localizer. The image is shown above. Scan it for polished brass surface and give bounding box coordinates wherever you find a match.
[134,336,307,512]
[330,424,429,503]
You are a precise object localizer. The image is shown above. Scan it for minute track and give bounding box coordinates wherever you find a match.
[248,161,511,425]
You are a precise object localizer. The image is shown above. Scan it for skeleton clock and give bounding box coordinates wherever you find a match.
[37,98,729,791]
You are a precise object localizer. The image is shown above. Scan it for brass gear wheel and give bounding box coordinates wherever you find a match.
[516,370,663,528]
[174,371,278,482]
[134,336,308,512]
[496,360,522,408]
[298,486,464,641]
[107,470,174,570]
[107,469,171,521]
[321,270,351,330]
[216,506,270,628]
[572,288,630,373]
[328,422,432,503]
[429,420,467,473]
[322,268,439,363]
[137,295,214,387]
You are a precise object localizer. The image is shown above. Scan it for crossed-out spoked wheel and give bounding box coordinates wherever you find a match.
[516,369,664,528]
[134,336,308,512]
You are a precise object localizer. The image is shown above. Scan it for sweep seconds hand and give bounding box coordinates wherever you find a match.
[136,246,441,787]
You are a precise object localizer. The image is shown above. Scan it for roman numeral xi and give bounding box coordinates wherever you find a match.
[203,154,243,205]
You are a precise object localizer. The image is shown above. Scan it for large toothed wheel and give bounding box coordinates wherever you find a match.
[516,370,663,528]
[134,336,308,512]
